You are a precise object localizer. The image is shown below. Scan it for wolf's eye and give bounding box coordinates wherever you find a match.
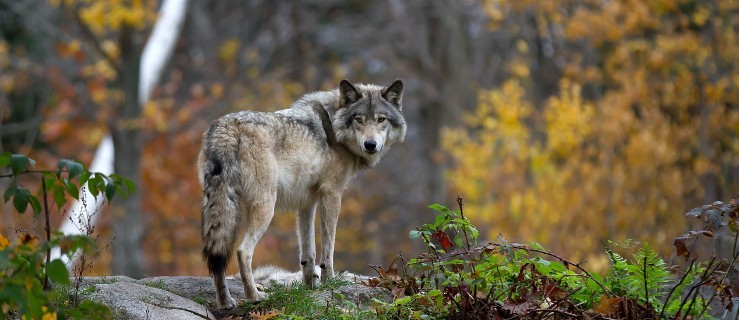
[377,117,386,123]
[354,117,363,124]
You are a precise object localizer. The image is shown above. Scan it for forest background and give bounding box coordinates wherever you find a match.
[1,0,737,278]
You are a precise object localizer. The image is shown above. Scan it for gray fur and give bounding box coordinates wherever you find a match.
[199,79,406,309]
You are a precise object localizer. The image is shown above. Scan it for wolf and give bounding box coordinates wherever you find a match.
[198,79,406,309]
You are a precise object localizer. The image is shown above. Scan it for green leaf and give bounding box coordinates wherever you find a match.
[453,234,464,248]
[73,300,112,318]
[52,184,66,209]
[87,174,106,197]
[43,174,56,191]
[116,185,129,200]
[427,204,447,212]
[45,259,71,285]
[58,159,84,180]
[468,226,479,239]
[4,185,17,203]
[409,230,422,239]
[88,176,99,196]
[434,213,448,228]
[109,174,133,199]
[79,171,91,186]
[123,178,135,194]
[105,181,116,202]
[68,162,83,180]
[13,188,30,213]
[0,152,11,167]
[65,180,79,200]
[28,196,42,215]
[10,154,34,175]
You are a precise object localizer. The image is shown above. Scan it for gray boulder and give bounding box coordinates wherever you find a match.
[86,281,214,320]
[135,276,245,308]
[71,266,390,318]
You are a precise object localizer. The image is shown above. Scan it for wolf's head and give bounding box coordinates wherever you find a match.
[332,79,406,167]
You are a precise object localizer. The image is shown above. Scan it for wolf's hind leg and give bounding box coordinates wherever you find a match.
[297,205,319,287]
[237,200,275,302]
[213,270,236,309]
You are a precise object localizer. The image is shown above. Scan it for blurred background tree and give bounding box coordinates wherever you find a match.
[1,0,737,277]
[445,0,738,269]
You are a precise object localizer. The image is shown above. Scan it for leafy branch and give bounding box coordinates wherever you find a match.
[0,152,134,319]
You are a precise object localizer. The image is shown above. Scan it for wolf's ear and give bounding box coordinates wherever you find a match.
[339,79,361,106]
[382,79,403,110]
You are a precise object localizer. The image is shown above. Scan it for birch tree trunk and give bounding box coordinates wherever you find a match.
[53,0,189,277]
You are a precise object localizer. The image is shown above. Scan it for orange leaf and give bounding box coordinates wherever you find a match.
[594,295,621,315]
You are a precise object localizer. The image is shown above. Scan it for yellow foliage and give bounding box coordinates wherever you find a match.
[544,80,593,157]
[0,40,8,70]
[21,306,57,320]
[219,38,241,63]
[80,60,117,80]
[62,0,158,34]
[0,233,8,249]
[509,59,530,78]
[444,0,739,271]
[101,40,120,60]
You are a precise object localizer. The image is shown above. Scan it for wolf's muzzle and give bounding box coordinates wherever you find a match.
[364,140,378,153]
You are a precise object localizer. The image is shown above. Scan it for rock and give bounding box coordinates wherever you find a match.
[135,276,245,308]
[70,267,391,318]
[71,275,136,289]
[86,281,214,320]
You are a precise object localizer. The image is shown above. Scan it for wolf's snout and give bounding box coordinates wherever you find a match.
[364,140,377,152]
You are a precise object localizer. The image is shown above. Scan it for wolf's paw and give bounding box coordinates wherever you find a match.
[320,268,334,284]
[246,290,268,302]
[218,296,237,310]
[302,271,320,288]
[245,287,269,302]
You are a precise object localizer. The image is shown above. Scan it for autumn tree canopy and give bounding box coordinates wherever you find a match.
[445,0,738,269]
[1,0,736,277]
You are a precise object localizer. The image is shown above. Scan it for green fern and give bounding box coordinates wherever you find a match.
[604,245,631,296]
[632,243,671,307]
[633,243,670,306]
[604,242,672,309]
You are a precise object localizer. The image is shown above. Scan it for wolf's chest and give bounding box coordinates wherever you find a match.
[274,157,325,210]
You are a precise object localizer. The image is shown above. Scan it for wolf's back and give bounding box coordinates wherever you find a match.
[200,120,243,276]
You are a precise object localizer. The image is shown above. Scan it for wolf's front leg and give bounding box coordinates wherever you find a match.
[297,205,319,287]
[318,192,341,282]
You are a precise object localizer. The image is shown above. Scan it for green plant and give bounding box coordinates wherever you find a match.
[191,296,207,306]
[244,279,376,319]
[0,232,112,319]
[367,195,733,319]
[141,280,166,291]
[0,152,134,319]
[603,242,671,308]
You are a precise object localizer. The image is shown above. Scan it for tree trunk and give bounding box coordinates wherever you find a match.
[53,0,189,275]
[111,25,146,278]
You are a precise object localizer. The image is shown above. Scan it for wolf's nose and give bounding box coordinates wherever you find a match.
[364,140,377,151]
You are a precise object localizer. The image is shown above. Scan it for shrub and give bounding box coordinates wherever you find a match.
[0,153,133,319]
[368,195,739,319]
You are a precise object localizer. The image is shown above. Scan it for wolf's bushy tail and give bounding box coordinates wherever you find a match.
[201,125,242,276]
